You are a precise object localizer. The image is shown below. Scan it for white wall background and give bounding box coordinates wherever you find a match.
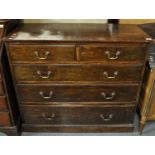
[24,19,107,23]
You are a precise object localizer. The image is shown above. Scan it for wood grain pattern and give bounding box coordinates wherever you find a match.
[13,64,143,83]
[137,23,155,133]
[0,112,11,126]
[5,23,150,133]
[21,105,135,125]
[8,45,76,63]
[17,84,139,103]
[8,44,147,64]
[0,96,8,111]
[22,124,134,133]
[78,44,146,63]
[5,24,150,43]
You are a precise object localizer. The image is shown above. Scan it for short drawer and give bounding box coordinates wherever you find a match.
[21,105,135,125]
[0,80,5,95]
[13,64,143,83]
[8,45,76,63]
[0,112,11,127]
[78,45,146,63]
[17,85,139,103]
[0,96,8,111]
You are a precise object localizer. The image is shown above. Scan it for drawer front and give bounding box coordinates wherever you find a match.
[8,45,76,63]
[13,65,143,83]
[78,45,146,63]
[21,105,135,125]
[0,80,5,95]
[0,96,8,111]
[8,44,146,64]
[17,85,139,103]
[0,112,11,127]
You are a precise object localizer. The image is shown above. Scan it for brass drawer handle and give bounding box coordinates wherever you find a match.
[105,51,120,60]
[100,114,113,121]
[101,92,116,100]
[39,91,53,99]
[34,51,50,60]
[37,71,52,79]
[103,71,118,79]
[42,113,55,121]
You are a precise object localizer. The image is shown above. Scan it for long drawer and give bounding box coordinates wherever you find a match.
[0,112,11,127]
[8,44,146,64]
[13,64,143,83]
[21,105,135,125]
[17,84,139,103]
[0,96,8,111]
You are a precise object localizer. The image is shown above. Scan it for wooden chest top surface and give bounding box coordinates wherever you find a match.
[5,23,150,43]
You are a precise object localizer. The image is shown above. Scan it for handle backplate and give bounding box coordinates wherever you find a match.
[37,70,52,79]
[103,71,118,79]
[105,51,120,60]
[39,91,53,99]
[34,51,50,60]
[42,113,55,121]
[100,114,113,121]
[101,92,116,100]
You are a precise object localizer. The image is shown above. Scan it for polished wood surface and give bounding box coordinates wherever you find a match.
[17,84,139,103]
[8,44,147,64]
[5,23,150,43]
[78,44,146,63]
[13,64,143,83]
[0,97,8,111]
[5,23,150,133]
[0,112,11,126]
[8,45,76,63]
[21,105,135,125]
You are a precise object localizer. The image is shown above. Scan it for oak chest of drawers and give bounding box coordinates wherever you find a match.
[5,23,151,133]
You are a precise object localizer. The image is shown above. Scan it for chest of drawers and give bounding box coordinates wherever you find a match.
[5,23,151,133]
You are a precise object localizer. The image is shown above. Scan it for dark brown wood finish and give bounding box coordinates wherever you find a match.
[0,80,5,95]
[13,64,144,83]
[8,44,146,64]
[0,19,21,136]
[21,105,135,125]
[0,112,11,126]
[8,44,76,63]
[17,84,139,103]
[0,97,8,111]
[5,23,151,133]
[5,23,150,43]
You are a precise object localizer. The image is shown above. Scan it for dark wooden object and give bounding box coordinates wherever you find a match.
[5,23,151,133]
[0,19,21,135]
